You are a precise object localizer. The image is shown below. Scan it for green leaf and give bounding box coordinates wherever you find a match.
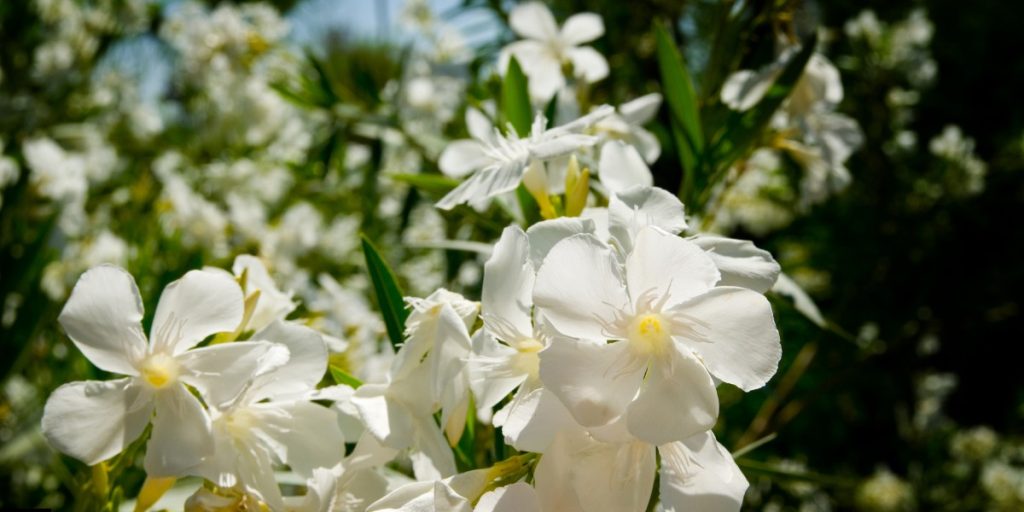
[656,22,705,183]
[329,365,364,389]
[360,235,409,350]
[710,33,819,173]
[502,56,532,137]
[515,183,542,227]
[390,173,459,196]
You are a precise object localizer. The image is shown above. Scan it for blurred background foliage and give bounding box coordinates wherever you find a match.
[0,0,1022,510]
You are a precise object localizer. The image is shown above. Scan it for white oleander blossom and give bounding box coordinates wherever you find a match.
[469,220,588,452]
[533,225,781,444]
[436,106,613,210]
[195,321,346,510]
[498,2,608,101]
[593,94,664,164]
[41,265,288,476]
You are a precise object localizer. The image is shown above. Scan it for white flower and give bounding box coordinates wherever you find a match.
[535,428,748,512]
[41,265,287,476]
[367,466,540,512]
[498,2,608,101]
[231,255,298,333]
[593,94,664,164]
[196,320,346,510]
[533,225,780,444]
[469,220,589,452]
[436,106,612,210]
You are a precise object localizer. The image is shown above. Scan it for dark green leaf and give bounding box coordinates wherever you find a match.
[361,235,409,350]
[329,365,364,389]
[502,56,532,137]
[656,22,705,176]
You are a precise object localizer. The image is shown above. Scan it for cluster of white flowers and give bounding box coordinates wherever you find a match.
[713,40,863,234]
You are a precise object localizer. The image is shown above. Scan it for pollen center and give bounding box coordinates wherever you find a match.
[511,338,544,378]
[140,353,180,389]
[628,313,672,356]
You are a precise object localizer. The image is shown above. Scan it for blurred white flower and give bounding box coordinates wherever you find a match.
[498,2,608,100]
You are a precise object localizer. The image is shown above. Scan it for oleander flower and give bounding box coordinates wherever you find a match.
[41,265,287,476]
[498,2,608,101]
[533,226,781,444]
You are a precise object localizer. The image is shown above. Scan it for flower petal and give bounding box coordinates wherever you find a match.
[524,217,594,269]
[439,139,491,178]
[561,13,604,45]
[533,234,629,340]
[659,432,749,512]
[469,329,527,419]
[619,93,662,126]
[626,348,718,445]
[466,107,494,142]
[671,286,781,391]
[499,386,577,453]
[249,320,329,400]
[144,384,213,476]
[771,273,825,327]
[626,227,720,308]
[539,338,643,427]
[477,482,542,512]
[482,226,535,340]
[436,159,524,210]
[598,141,653,195]
[232,255,296,332]
[150,269,244,355]
[251,401,346,477]
[689,235,781,293]
[630,127,662,164]
[351,383,414,449]
[41,378,152,465]
[509,2,560,41]
[176,341,289,409]
[608,186,688,252]
[58,265,148,375]
[567,46,609,83]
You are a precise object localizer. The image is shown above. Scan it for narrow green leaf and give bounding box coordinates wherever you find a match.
[655,22,705,172]
[360,235,409,350]
[502,57,532,137]
[515,184,542,227]
[329,365,364,389]
[390,173,460,196]
[711,33,819,172]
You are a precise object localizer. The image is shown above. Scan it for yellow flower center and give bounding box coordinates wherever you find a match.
[140,353,180,390]
[511,338,544,378]
[628,313,672,356]
[224,409,257,440]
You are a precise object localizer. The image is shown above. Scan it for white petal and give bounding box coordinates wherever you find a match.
[625,348,718,445]
[476,482,541,512]
[533,234,629,340]
[539,338,643,427]
[598,141,653,194]
[249,320,328,400]
[524,217,594,269]
[482,226,534,340]
[352,383,414,449]
[469,330,526,418]
[436,160,524,210]
[671,286,781,391]
[509,2,559,41]
[608,186,688,252]
[626,227,720,308]
[659,432,749,512]
[567,46,609,83]
[574,440,656,512]
[58,265,147,375]
[466,107,494,142]
[561,13,604,45]
[619,93,662,125]
[237,442,285,510]
[689,235,781,293]
[411,415,457,479]
[439,140,491,178]
[499,41,565,101]
[367,480,435,512]
[150,269,244,355]
[499,386,577,453]
[629,127,662,164]
[347,430,401,472]
[41,378,152,465]
[720,68,778,111]
[176,341,289,409]
[232,255,296,332]
[251,401,346,477]
[771,272,825,327]
[533,431,586,512]
[529,133,599,160]
[144,384,213,476]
